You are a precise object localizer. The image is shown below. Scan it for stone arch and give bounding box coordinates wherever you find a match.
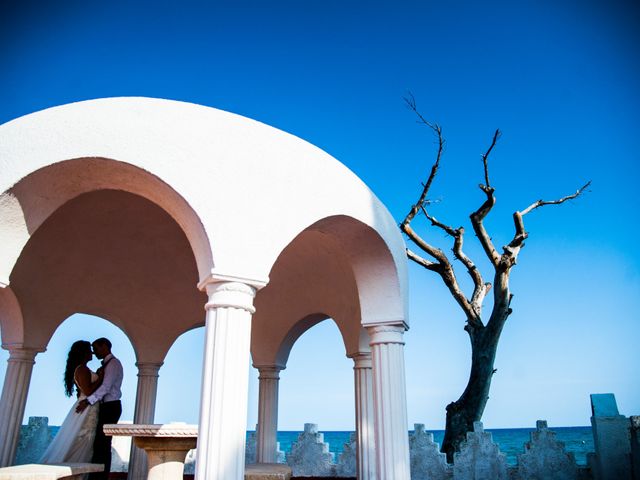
[4,188,207,360]
[304,215,406,328]
[0,157,214,288]
[252,214,406,368]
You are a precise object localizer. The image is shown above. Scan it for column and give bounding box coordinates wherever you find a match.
[255,365,283,463]
[0,346,41,467]
[195,281,257,480]
[351,352,376,480]
[128,361,163,480]
[367,324,410,480]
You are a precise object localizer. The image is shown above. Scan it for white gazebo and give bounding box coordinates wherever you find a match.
[0,98,410,480]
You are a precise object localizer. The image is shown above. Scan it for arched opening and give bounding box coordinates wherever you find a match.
[0,182,208,468]
[278,318,354,456]
[155,327,205,425]
[249,214,407,474]
[11,313,136,465]
[7,188,206,358]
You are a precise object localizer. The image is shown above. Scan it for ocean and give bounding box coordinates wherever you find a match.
[49,425,594,466]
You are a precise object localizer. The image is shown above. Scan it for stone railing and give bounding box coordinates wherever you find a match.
[13,393,638,479]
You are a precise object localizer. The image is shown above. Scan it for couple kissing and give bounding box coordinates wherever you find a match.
[40,338,123,480]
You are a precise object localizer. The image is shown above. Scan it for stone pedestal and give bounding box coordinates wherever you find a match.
[256,366,282,464]
[367,325,410,480]
[351,352,376,480]
[104,423,197,480]
[128,362,163,480]
[0,346,41,467]
[195,280,258,480]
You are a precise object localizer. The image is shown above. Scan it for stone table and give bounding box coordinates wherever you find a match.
[103,424,197,480]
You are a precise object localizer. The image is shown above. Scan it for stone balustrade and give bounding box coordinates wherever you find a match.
[11,392,639,480]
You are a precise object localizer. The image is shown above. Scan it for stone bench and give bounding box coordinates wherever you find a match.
[0,462,104,480]
[245,463,292,480]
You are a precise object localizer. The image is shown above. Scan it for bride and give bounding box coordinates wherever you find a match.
[40,340,103,463]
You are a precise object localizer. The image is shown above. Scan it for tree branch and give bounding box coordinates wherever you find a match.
[401,223,449,264]
[401,93,445,228]
[481,130,501,188]
[403,224,481,325]
[469,131,502,267]
[506,181,591,254]
[406,248,440,272]
[452,227,491,314]
[520,181,592,217]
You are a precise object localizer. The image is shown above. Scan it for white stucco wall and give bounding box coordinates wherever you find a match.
[0,97,408,352]
[1,98,405,291]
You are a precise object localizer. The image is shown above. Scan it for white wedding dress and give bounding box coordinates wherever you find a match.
[39,371,100,464]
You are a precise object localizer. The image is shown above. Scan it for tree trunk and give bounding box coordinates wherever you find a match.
[441,326,500,463]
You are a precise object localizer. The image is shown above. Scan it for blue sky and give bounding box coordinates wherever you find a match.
[0,0,638,430]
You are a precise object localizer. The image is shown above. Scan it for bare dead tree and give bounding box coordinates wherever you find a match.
[400,93,590,462]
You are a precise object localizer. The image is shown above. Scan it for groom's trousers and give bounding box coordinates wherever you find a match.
[89,400,122,480]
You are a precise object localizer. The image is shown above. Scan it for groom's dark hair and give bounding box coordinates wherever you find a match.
[94,337,112,349]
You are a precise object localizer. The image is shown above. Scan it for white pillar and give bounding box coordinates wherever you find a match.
[0,346,41,467]
[367,324,410,480]
[127,361,163,480]
[255,365,282,463]
[351,352,376,480]
[195,281,257,480]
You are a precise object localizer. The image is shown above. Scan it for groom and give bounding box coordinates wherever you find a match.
[76,337,123,480]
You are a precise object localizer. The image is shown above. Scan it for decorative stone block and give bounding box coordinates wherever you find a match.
[590,393,631,480]
[14,417,51,465]
[335,432,356,477]
[246,430,258,464]
[409,424,450,480]
[453,421,507,480]
[516,420,577,480]
[245,428,285,466]
[286,423,336,477]
[629,416,640,480]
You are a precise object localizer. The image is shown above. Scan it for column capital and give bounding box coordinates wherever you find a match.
[366,324,406,346]
[136,361,163,377]
[350,352,372,369]
[255,365,285,380]
[204,281,257,314]
[198,272,268,292]
[1,344,44,362]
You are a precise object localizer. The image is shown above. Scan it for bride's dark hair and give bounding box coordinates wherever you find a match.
[64,340,91,397]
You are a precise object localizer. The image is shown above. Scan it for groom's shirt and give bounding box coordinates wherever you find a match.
[87,353,124,405]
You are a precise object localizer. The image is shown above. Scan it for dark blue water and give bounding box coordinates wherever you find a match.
[50,425,594,466]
